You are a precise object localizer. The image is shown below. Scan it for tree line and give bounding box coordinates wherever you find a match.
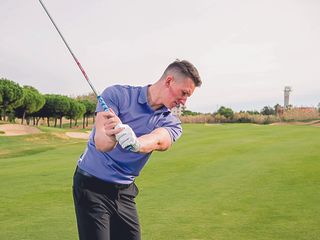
[182,105,278,118]
[0,78,96,128]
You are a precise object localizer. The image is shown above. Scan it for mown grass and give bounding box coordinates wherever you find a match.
[0,127,86,240]
[0,124,319,240]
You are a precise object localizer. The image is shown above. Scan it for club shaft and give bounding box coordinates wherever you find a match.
[38,0,109,111]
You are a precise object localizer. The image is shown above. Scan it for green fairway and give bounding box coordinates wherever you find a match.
[0,124,319,240]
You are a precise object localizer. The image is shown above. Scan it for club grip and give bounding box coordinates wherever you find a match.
[97,95,109,112]
[125,146,133,151]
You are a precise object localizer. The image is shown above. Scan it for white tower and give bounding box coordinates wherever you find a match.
[284,86,292,108]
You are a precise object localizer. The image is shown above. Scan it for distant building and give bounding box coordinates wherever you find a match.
[171,105,186,116]
[284,86,292,108]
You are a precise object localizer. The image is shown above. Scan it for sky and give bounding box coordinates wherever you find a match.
[1,0,319,113]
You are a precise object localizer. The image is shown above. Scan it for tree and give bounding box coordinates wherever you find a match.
[76,92,97,102]
[32,94,70,127]
[33,94,55,127]
[260,106,275,115]
[79,99,96,128]
[52,95,71,128]
[0,78,24,121]
[216,106,234,119]
[66,99,86,128]
[245,110,259,115]
[0,89,2,106]
[14,86,45,124]
[182,109,200,116]
[274,104,284,116]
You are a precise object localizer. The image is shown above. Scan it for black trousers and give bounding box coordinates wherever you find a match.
[73,168,141,240]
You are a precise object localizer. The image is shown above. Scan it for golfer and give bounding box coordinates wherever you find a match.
[73,59,202,240]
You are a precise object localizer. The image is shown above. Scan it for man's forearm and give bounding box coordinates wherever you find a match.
[94,131,117,152]
[137,128,172,153]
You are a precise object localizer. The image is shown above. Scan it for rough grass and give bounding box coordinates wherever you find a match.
[0,124,319,240]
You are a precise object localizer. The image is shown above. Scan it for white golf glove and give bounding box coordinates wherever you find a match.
[115,124,140,152]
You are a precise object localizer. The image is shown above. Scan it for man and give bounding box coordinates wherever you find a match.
[73,59,202,240]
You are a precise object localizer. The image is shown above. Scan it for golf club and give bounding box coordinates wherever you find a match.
[38,0,109,112]
[39,0,134,151]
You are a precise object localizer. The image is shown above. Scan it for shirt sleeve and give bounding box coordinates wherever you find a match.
[160,114,183,142]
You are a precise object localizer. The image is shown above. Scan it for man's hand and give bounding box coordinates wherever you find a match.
[100,110,122,139]
[94,109,123,152]
[115,124,140,152]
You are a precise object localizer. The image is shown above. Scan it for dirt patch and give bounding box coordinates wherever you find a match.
[65,131,91,139]
[51,132,71,140]
[270,120,320,126]
[0,124,41,136]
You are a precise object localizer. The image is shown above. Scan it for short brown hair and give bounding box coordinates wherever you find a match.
[163,59,202,87]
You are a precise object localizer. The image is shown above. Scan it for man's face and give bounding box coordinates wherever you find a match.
[165,75,196,109]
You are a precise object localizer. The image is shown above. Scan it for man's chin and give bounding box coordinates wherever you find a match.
[169,103,180,109]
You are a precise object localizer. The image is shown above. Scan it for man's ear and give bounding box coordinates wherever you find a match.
[165,75,173,87]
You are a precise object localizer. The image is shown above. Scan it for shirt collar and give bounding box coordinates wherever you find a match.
[138,85,170,114]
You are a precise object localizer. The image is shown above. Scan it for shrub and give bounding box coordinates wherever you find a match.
[179,107,319,124]
[282,107,319,121]
[233,112,252,123]
[179,114,214,123]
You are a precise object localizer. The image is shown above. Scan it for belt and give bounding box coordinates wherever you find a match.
[76,167,94,178]
[75,167,132,190]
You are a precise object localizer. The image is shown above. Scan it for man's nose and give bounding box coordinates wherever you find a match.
[179,98,187,105]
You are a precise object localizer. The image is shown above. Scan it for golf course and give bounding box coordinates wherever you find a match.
[0,123,319,240]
